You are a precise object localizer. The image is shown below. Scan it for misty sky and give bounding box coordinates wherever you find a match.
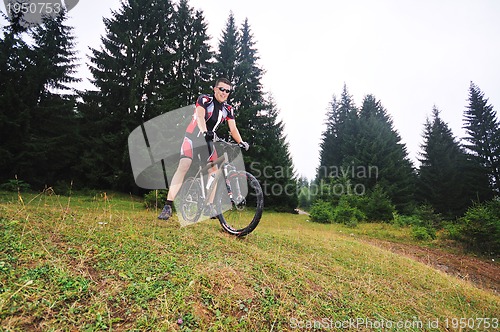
[2,0,499,180]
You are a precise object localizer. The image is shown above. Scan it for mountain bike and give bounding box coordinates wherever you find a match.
[177,137,264,237]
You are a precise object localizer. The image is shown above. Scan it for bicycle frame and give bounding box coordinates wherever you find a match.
[178,138,263,236]
[196,152,228,204]
[188,138,241,206]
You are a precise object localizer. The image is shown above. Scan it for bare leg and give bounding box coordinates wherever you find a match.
[207,166,218,204]
[167,158,192,201]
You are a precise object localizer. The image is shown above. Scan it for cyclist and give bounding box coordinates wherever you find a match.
[158,78,250,220]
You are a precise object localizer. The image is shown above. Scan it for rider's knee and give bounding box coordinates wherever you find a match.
[177,158,192,173]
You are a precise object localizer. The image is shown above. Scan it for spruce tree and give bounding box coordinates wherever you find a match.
[252,96,298,211]
[0,13,32,183]
[463,82,500,192]
[318,91,415,213]
[213,15,297,210]
[22,10,80,188]
[318,95,340,178]
[166,0,213,109]
[232,18,265,152]
[213,12,239,82]
[0,10,80,187]
[318,84,358,179]
[30,11,79,93]
[79,0,177,189]
[417,107,488,218]
[237,20,296,211]
[233,18,264,108]
[337,85,360,162]
[79,0,212,191]
[356,95,415,212]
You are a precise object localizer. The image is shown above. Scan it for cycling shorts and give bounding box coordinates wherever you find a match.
[180,136,218,162]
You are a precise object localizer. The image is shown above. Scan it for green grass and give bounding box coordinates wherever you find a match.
[0,191,499,331]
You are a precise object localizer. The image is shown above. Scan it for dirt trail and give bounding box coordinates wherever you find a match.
[361,238,499,294]
[295,210,498,293]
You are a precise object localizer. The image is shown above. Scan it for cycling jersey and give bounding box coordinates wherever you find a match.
[181,94,235,161]
[185,94,235,137]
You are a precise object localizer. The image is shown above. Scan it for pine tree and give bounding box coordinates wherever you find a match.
[463,82,500,192]
[356,94,415,212]
[318,95,340,178]
[233,18,264,109]
[318,84,358,179]
[232,18,265,152]
[213,15,297,210]
[213,12,239,82]
[166,0,213,109]
[417,107,488,218]
[252,96,298,211]
[318,91,415,213]
[22,10,81,187]
[0,10,80,187]
[0,13,32,182]
[79,0,212,191]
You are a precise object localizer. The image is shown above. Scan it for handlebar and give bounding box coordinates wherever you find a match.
[212,133,242,148]
[205,133,237,159]
[205,133,249,163]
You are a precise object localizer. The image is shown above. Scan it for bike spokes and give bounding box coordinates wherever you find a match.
[216,171,263,236]
[178,177,203,225]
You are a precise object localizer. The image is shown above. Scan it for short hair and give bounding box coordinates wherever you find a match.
[215,77,232,87]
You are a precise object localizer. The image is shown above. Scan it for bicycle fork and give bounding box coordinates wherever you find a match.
[223,164,244,207]
[223,164,233,202]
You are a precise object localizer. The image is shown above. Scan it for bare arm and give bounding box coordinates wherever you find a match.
[228,119,243,144]
[195,105,208,133]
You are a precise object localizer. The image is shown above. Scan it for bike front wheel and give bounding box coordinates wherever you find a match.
[216,171,264,237]
[179,177,203,224]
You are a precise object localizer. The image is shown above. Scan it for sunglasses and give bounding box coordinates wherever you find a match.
[216,86,232,93]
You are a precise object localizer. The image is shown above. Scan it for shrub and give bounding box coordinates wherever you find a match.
[442,222,463,241]
[335,186,395,222]
[411,226,435,241]
[339,193,367,211]
[392,213,422,227]
[0,179,31,192]
[310,200,334,223]
[400,205,441,239]
[271,205,297,213]
[459,198,500,255]
[392,205,439,240]
[414,204,443,229]
[364,186,395,222]
[333,196,366,227]
[144,190,168,209]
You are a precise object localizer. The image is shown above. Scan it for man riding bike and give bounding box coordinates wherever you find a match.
[158,78,249,220]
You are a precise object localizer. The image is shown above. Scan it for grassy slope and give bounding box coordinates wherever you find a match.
[0,191,499,331]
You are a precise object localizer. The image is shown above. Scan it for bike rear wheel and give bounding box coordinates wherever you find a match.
[179,177,203,223]
[216,171,264,236]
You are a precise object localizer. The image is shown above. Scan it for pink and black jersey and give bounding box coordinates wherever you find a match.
[181,94,235,161]
[185,94,235,138]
